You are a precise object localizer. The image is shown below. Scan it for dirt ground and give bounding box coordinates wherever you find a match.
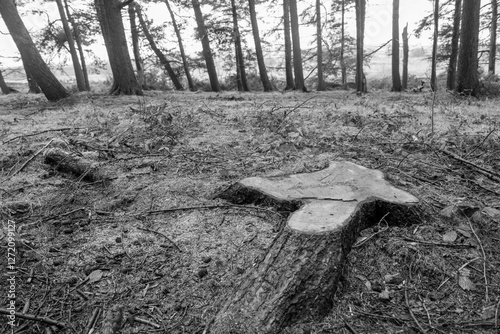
[0,89,499,333]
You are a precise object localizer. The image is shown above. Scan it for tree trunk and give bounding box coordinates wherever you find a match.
[0,69,15,94]
[392,0,402,91]
[430,0,439,91]
[283,0,295,90]
[402,23,409,90]
[456,0,480,96]
[0,0,69,101]
[316,0,325,91]
[135,4,183,90]
[64,0,90,91]
[249,0,273,91]
[94,0,142,95]
[211,161,422,333]
[289,0,307,91]
[447,0,461,90]
[341,0,347,85]
[164,0,195,91]
[128,4,145,88]
[231,0,249,92]
[192,0,221,92]
[23,62,41,94]
[55,0,85,91]
[355,0,366,93]
[489,0,497,75]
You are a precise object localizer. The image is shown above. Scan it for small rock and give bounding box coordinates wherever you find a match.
[197,268,208,279]
[201,256,212,263]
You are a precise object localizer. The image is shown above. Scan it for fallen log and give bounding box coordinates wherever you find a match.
[212,161,423,333]
[44,148,108,182]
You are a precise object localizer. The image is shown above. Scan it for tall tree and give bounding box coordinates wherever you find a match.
[231,0,249,91]
[55,0,86,91]
[392,0,401,91]
[489,0,497,75]
[456,0,480,96]
[355,0,366,93]
[289,0,307,91]
[430,0,439,91]
[447,0,461,90]
[402,23,409,90]
[128,4,144,88]
[316,0,325,91]
[283,0,294,90]
[164,0,195,91]
[94,0,142,95]
[192,0,221,92]
[63,0,90,90]
[0,0,69,101]
[135,4,183,90]
[340,0,347,85]
[249,0,273,91]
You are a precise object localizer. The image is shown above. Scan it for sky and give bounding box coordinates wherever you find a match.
[0,0,433,70]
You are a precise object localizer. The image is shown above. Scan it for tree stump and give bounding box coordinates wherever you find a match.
[212,161,422,333]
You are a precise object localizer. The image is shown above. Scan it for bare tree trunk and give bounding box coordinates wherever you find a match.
[63,0,90,91]
[94,0,142,95]
[23,61,41,94]
[341,0,347,85]
[0,69,15,94]
[402,23,409,90]
[392,0,402,91]
[456,0,480,96]
[289,0,307,91]
[447,0,461,90]
[55,0,85,91]
[489,0,497,75]
[128,5,144,88]
[249,0,273,91]
[430,0,439,91]
[316,0,325,91]
[283,0,294,90]
[0,0,69,101]
[135,4,183,90]
[164,0,195,91]
[355,0,366,93]
[231,0,249,91]
[192,0,221,92]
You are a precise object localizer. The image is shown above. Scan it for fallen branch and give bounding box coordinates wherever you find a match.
[12,139,54,176]
[440,149,500,182]
[0,308,66,328]
[132,316,161,329]
[136,227,182,253]
[2,127,82,144]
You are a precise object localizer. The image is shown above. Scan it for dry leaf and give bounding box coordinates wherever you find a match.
[482,207,500,222]
[88,269,104,284]
[442,230,458,243]
[440,205,457,218]
[457,268,474,291]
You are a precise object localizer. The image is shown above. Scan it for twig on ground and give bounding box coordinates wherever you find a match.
[342,316,359,334]
[0,308,66,328]
[404,273,427,334]
[2,127,82,144]
[11,139,54,176]
[84,308,101,334]
[440,149,500,182]
[495,298,500,331]
[137,227,182,253]
[132,316,161,329]
[138,204,284,218]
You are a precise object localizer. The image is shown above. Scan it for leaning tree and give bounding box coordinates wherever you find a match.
[0,0,69,101]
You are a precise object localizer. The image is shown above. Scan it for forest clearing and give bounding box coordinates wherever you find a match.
[1,88,499,333]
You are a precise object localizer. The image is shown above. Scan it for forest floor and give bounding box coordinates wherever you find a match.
[0,88,499,334]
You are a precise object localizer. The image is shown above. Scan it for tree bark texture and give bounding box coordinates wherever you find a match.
[489,0,497,75]
[135,4,184,90]
[0,0,69,101]
[402,24,409,90]
[210,161,422,333]
[0,69,16,94]
[192,0,221,92]
[355,0,366,93]
[249,0,273,91]
[94,0,142,95]
[283,0,295,90]
[231,0,249,92]
[56,0,86,91]
[128,4,145,88]
[447,0,461,90]
[63,0,90,90]
[456,0,480,96]
[341,0,347,85]
[392,0,402,91]
[430,0,439,91]
[164,0,195,91]
[289,0,307,91]
[316,0,325,91]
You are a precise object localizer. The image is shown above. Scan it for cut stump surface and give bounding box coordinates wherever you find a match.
[212,161,422,334]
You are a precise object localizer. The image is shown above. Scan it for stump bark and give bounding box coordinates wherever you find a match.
[212,161,422,333]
